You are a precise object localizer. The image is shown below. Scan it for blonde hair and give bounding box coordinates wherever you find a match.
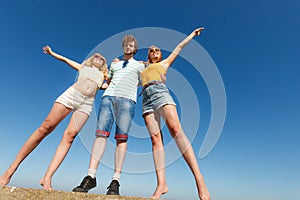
[82,53,108,80]
[122,35,138,55]
[147,45,162,64]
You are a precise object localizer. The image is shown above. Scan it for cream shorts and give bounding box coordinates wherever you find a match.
[55,86,95,116]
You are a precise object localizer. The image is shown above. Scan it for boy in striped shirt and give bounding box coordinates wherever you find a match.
[73,35,144,195]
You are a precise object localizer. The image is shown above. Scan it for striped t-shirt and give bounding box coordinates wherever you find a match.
[103,58,145,102]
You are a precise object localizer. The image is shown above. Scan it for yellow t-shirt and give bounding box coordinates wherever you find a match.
[140,62,167,86]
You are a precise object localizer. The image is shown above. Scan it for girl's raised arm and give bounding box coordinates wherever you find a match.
[43,45,82,71]
[161,27,204,68]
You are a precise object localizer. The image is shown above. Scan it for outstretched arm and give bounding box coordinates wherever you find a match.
[43,45,82,71]
[161,27,204,68]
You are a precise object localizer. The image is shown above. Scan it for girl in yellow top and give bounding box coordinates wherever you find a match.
[140,27,210,200]
[0,45,108,190]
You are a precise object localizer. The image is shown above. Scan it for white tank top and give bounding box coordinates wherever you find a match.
[78,66,104,88]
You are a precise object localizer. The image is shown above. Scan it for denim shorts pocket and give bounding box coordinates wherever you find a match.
[146,84,167,96]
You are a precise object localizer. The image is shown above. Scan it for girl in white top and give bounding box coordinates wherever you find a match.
[0,45,108,190]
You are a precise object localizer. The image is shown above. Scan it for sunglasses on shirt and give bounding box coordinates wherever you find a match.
[122,60,129,68]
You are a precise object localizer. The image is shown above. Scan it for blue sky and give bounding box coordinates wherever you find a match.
[0,0,299,199]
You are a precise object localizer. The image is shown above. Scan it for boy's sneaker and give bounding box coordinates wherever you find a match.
[72,175,96,193]
[106,180,120,195]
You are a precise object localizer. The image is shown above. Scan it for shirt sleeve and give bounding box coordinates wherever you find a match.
[139,62,146,71]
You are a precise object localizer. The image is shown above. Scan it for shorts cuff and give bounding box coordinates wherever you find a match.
[96,130,110,137]
[115,134,128,141]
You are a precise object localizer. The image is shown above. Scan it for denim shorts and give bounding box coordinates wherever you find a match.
[55,86,95,116]
[95,96,136,141]
[142,83,176,115]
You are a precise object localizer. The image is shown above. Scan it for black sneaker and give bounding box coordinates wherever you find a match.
[72,175,96,193]
[106,180,120,195]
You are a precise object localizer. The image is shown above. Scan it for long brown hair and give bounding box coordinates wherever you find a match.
[147,45,162,64]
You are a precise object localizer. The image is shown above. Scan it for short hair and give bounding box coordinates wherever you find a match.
[122,35,138,54]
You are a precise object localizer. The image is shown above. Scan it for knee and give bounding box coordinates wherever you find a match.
[62,130,78,144]
[151,133,163,147]
[168,123,182,138]
[38,120,55,135]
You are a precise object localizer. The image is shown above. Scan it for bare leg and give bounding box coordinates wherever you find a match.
[85,137,126,184]
[40,110,89,190]
[0,103,71,187]
[88,136,108,171]
[144,112,168,199]
[159,105,210,200]
[114,140,127,177]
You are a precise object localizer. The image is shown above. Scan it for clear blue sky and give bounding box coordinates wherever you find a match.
[0,0,299,199]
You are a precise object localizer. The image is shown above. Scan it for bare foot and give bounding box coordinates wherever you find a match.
[197,178,210,200]
[39,177,53,190]
[150,185,168,199]
[0,170,14,187]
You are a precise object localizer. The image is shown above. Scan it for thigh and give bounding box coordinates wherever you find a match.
[143,112,161,136]
[44,102,72,127]
[115,98,136,134]
[65,110,89,136]
[96,96,114,132]
[158,104,181,129]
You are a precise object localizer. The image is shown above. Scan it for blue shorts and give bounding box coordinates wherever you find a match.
[96,96,136,141]
[142,83,176,115]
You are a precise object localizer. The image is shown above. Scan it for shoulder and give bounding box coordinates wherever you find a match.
[138,60,146,65]
[159,60,169,70]
[130,59,145,68]
[110,60,121,68]
[79,65,88,71]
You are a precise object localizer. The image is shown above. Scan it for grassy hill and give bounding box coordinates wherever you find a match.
[0,186,155,200]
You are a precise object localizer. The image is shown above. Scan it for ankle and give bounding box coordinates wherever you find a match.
[88,168,97,179]
[112,172,120,182]
[155,184,168,193]
[7,165,17,174]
